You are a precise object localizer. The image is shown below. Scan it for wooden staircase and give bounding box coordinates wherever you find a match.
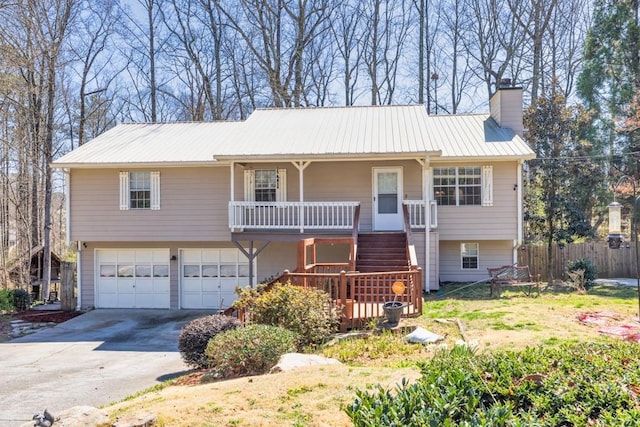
[356,232,410,273]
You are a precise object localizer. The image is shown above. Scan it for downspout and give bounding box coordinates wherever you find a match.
[416,156,430,292]
[515,160,524,264]
[76,241,82,311]
[64,169,70,246]
[424,156,430,292]
[229,162,235,231]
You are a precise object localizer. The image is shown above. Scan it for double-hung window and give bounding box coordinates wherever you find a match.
[120,171,160,210]
[461,243,479,269]
[433,166,492,206]
[244,169,287,202]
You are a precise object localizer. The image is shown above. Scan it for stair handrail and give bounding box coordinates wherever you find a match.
[351,205,360,271]
[402,204,419,268]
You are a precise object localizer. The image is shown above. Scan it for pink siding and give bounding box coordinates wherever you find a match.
[70,167,231,242]
[434,162,519,240]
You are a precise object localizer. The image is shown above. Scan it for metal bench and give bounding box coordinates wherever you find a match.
[487,265,540,297]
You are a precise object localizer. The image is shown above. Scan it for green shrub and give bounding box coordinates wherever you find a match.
[346,342,640,426]
[234,282,339,349]
[0,289,13,311]
[178,314,241,368]
[567,258,598,285]
[9,288,29,311]
[205,324,298,378]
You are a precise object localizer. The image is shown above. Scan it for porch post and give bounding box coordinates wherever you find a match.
[293,161,311,233]
[230,161,235,202]
[234,240,270,287]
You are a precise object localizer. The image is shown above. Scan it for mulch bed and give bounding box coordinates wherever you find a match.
[0,310,84,341]
[12,310,83,324]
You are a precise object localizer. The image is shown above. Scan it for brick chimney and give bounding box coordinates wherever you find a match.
[489,79,524,137]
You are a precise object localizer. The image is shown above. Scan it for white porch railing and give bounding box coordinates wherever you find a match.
[229,201,360,232]
[403,200,438,229]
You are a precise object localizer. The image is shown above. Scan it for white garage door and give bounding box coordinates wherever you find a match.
[96,249,170,308]
[180,248,252,309]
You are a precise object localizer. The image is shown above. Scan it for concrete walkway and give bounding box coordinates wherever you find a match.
[0,309,210,427]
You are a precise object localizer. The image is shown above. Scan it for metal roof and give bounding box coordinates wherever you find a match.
[53,122,243,167]
[427,114,535,160]
[53,105,534,167]
[214,105,439,158]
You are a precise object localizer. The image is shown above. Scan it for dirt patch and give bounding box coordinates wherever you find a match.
[108,364,421,427]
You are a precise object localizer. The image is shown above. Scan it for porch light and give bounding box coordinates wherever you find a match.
[607,201,623,249]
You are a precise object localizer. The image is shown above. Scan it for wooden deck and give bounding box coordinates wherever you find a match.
[227,205,424,331]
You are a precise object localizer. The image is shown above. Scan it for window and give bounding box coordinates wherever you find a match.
[432,166,494,206]
[120,171,160,210]
[130,172,151,209]
[255,170,277,202]
[434,167,482,206]
[244,169,287,202]
[461,243,479,269]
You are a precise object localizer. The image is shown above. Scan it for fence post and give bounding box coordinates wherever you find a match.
[60,261,76,311]
[339,270,348,331]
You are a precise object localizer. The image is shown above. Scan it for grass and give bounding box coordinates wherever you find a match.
[105,281,640,426]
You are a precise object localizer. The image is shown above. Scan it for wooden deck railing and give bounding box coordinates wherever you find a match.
[403,200,438,229]
[229,201,360,232]
[280,269,423,331]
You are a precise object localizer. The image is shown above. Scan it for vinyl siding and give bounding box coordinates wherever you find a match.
[70,167,231,241]
[434,162,518,240]
[411,231,439,290]
[234,160,424,232]
[439,240,513,283]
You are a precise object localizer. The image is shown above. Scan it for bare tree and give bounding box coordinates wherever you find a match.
[216,0,333,108]
[362,0,412,106]
[71,0,120,146]
[508,0,558,102]
[331,1,365,105]
[0,0,78,299]
[463,0,527,100]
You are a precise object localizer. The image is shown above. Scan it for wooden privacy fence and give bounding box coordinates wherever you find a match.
[519,241,640,282]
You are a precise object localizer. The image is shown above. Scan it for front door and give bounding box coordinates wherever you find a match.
[373,167,403,231]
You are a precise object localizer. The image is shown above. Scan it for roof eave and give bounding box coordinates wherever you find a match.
[213,151,442,162]
[436,154,536,163]
[51,160,221,169]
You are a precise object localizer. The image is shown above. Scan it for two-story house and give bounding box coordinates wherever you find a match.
[53,87,534,314]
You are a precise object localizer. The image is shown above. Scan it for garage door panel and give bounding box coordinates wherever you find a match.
[180,248,254,309]
[96,249,170,309]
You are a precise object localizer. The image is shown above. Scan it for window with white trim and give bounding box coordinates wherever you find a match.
[244,169,287,202]
[433,166,492,206]
[119,171,160,210]
[461,243,479,269]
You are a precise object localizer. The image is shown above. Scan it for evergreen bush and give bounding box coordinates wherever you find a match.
[234,282,339,349]
[567,258,598,286]
[178,314,241,368]
[0,289,13,311]
[347,342,640,426]
[9,289,29,311]
[205,324,298,379]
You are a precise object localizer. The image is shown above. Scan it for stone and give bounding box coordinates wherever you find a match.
[112,412,157,427]
[270,353,341,373]
[51,406,109,427]
[19,407,109,427]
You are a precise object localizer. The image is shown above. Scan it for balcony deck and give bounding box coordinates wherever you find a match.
[228,200,436,232]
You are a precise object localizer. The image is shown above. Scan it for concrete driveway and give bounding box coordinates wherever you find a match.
[0,309,210,427]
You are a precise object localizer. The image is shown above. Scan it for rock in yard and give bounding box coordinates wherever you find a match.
[270,353,341,373]
[112,412,157,427]
[20,406,110,427]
